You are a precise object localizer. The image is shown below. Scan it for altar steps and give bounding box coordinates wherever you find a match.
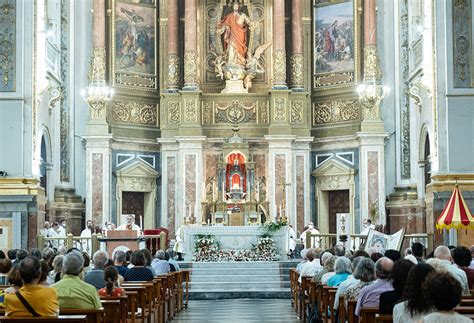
[179,260,298,300]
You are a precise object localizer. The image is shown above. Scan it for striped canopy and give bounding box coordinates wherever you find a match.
[436,185,474,230]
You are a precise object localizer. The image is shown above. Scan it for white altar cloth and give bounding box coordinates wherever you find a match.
[182,225,287,261]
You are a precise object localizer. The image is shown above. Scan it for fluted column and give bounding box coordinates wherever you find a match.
[290,0,304,91]
[183,0,198,90]
[166,0,180,92]
[272,0,287,89]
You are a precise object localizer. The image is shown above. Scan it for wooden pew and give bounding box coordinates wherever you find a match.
[337,295,347,323]
[347,300,357,323]
[321,286,337,323]
[299,276,312,321]
[0,316,88,323]
[100,300,120,323]
[375,314,393,322]
[359,307,378,323]
[182,270,190,309]
[152,278,165,323]
[289,269,298,310]
[121,285,148,323]
[100,296,128,323]
[59,309,104,323]
[455,306,474,319]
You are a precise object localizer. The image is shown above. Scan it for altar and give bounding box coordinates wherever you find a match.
[181,225,288,261]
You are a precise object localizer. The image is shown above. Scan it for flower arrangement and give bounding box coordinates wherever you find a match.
[193,234,280,262]
[259,220,288,238]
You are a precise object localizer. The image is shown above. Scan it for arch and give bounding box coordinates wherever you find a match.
[418,124,432,197]
[39,126,52,196]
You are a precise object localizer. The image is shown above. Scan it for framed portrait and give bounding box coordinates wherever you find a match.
[313,0,360,91]
[365,228,405,252]
[111,0,157,91]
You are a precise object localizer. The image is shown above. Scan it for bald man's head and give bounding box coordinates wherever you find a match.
[375,256,394,279]
[434,245,452,261]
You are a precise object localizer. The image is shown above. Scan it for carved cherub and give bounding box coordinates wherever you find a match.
[243,42,272,89]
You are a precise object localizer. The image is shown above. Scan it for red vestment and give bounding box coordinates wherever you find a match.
[219,12,248,62]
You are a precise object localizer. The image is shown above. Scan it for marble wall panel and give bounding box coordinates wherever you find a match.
[92,153,104,225]
[296,155,305,233]
[205,154,218,180]
[275,154,286,215]
[367,151,379,216]
[167,156,176,238]
[185,155,196,217]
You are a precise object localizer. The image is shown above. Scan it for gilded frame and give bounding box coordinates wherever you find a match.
[110,0,158,92]
[312,0,361,92]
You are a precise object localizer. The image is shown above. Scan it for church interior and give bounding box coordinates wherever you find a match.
[1,0,474,321]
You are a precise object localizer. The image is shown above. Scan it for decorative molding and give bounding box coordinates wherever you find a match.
[273,98,286,122]
[363,45,381,81]
[184,98,198,123]
[202,102,212,125]
[88,47,106,82]
[290,53,304,88]
[0,0,15,91]
[259,101,269,124]
[115,73,156,89]
[313,100,360,125]
[290,100,304,124]
[215,100,256,124]
[166,54,180,89]
[400,0,411,179]
[272,50,287,87]
[184,50,198,88]
[167,101,181,124]
[453,0,472,87]
[111,101,158,126]
[59,0,70,182]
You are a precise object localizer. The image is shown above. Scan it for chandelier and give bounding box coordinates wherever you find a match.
[81,80,114,118]
[357,79,390,108]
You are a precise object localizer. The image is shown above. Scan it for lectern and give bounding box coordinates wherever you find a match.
[98,230,146,256]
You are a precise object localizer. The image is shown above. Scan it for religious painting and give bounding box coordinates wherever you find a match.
[364,228,405,252]
[313,0,359,90]
[111,0,157,91]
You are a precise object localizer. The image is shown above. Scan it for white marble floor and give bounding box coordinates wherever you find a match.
[173,299,300,323]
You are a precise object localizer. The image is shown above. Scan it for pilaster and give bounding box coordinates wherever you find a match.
[175,136,207,228]
[84,135,113,227]
[180,91,203,136]
[357,132,388,228]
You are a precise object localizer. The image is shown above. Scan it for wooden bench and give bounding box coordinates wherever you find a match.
[347,300,357,323]
[121,285,148,323]
[181,270,190,309]
[359,307,378,323]
[100,296,128,323]
[59,309,104,323]
[0,316,87,323]
[100,300,121,323]
[375,314,393,322]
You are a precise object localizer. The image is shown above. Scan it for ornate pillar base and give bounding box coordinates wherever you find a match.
[165,54,180,93]
[290,53,304,92]
[182,50,199,91]
[272,50,288,90]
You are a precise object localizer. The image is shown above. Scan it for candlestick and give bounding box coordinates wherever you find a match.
[140,215,143,229]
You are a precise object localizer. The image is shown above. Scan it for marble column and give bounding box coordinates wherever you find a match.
[265,136,295,224]
[158,138,179,238]
[166,0,180,92]
[272,0,287,89]
[183,0,198,90]
[292,138,313,234]
[290,0,304,91]
[84,136,112,227]
[362,0,381,81]
[175,137,206,228]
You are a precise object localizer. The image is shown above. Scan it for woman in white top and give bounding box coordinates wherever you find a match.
[419,271,471,323]
[393,263,435,323]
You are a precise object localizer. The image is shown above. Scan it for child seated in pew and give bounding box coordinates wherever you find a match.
[98,266,125,297]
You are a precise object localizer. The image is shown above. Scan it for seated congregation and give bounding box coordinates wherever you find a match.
[0,246,188,322]
[292,243,474,322]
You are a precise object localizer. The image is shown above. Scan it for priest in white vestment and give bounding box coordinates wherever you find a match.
[117,214,141,232]
[300,222,320,248]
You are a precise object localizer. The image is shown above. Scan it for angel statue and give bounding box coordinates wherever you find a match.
[213,1,271,92]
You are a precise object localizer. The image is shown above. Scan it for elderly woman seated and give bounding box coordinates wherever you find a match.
[123,250,155,281]
[327,257,352,287]
[343,257,376,305]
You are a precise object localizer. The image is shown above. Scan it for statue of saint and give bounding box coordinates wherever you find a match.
[217,2,251,68]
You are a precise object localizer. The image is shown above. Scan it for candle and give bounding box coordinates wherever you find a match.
[212,182,216,201]
[279,204,282,217]
[140,215,143,229]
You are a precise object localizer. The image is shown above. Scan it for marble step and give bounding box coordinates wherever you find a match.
[189,281,284,288]
[187,289,291,300]
[189,274,286,282]
[189,269,281,275]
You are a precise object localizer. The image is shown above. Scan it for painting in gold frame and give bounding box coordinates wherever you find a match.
[111,0,157,91]
[313,0,360,91]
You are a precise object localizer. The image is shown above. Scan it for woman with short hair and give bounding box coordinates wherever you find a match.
[123,251,154,282]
